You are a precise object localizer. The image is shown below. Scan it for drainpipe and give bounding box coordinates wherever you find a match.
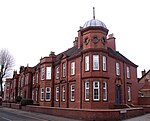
[80,53,83,109]
[66,59,69,108]
[123,62,126,104]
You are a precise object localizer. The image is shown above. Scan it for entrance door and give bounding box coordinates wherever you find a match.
[116,86,121,105]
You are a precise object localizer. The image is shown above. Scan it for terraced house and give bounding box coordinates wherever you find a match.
[5,8,139,109]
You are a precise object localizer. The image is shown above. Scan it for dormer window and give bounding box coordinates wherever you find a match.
[93,36,98,43]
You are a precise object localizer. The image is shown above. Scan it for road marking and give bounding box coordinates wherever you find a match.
[1,116,12,121]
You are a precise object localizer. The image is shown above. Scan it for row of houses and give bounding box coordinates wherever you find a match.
[3,8,149,109]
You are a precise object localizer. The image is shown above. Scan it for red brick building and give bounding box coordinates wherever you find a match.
[138,70,150,97]
[5,8,139,109]
[4,78,11,102]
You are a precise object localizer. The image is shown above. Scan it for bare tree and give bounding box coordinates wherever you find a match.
[0,49,15,96]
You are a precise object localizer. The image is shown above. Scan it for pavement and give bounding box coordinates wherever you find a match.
[0,106,83,121]
[123,113,150,121]
[1,106,150,121]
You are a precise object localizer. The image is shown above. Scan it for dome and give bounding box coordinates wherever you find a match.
[83,19,107,29]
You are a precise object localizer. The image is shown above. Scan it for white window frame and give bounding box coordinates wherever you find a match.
[62,63,66,77]
[56,67,59,79]
[36,73,38,83]
[32,90,34,100]
[85,56,89,71]
[71,62,75,75]
[102,56,107,71]
[21,77,24,87]
[36,90,38,102]
[33,75,35,84]
[126,66,130,78]
[46,67,51,80]
[102,81,107,101]
[93,55,99,70]
[45,87,51,101]
[62,86,65,101]
[71,84,75,101]
[128,86,131,101]
[93,81,100,101]
[25,75,28,85]
[116,62,120,76]
[56,87,59,101]
[41,87,44,101]
[85,81,90,101]
[41,67,45,80]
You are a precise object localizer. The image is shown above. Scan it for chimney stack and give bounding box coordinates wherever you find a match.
[142,69,146,76]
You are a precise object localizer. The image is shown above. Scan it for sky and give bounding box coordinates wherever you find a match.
[0,0,150,78]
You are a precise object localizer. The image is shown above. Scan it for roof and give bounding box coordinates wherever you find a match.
[54,45,137,68]
[138,70,150,82]
[83,19,107,29]
[54,46,82,65]
[108,47,138,67]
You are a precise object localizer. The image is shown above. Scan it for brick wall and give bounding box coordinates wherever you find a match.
[138,97,150,105]
[21,105,144,121]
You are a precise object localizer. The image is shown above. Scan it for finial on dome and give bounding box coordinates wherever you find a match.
[93,7,95,19]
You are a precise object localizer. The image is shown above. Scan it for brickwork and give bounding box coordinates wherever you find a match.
[4,13,140,111]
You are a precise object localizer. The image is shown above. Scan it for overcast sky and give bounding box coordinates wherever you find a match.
[0,0,150,78]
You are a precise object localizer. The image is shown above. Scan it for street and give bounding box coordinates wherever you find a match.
[0,106,83,121]
[0,106,150,121]
[123,113,150,121]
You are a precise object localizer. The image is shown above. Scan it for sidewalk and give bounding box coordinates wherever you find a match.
[123,113,150,121]
[1,107,83,121]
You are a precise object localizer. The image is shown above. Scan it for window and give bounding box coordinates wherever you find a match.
[85,81,89,101]
[126,66,130,78]
[62,86,65,101]
[93,81,100,101]
[18,78,21,88]
[71,84,75,101]
[41,87,44,101]
[128,86,131,101]
[102,81,107,101]
[93,55,99,70]
[93,36,98,43]
[46,87,51,101]
[46,67,51,80]
[36,73,38,83]
[21,77,24,87]
[102,56,107,71]
[6,84,9,90]
[85,56,89,71]
[32,90,34,100]
[56,87,59,101]
[36,90,38,102]
[41,67,45,80]
[25,75,28,85]
[116,62,120,75]
[56,67,59,79]
[71,62,75,75]
[62,63,66,77]
[33,76,35,84]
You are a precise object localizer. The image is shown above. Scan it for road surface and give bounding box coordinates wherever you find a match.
[0,106,82,121]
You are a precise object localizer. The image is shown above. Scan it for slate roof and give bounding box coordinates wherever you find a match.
[54,45,137,68]
[108,47,137,67]
[138,70,150,82]
[55,46,82,64]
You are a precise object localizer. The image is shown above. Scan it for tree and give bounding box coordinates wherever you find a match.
[0,49,15,96]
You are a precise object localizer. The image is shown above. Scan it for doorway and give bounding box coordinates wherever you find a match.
[116,85,121,105]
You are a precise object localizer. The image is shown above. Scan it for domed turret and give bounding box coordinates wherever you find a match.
[82,7,107,29]
[83,19,107,29]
